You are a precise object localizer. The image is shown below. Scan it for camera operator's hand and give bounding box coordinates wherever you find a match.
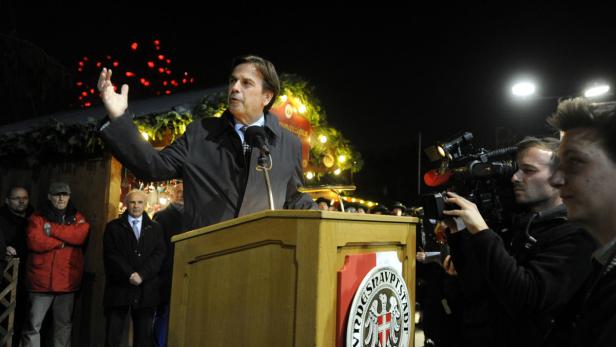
[442,192,489,234]
[443,255,458,276]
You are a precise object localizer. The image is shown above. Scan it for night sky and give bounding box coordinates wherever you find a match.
[3,2,616,206]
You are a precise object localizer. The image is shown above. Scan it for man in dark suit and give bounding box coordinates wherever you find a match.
[103,190,166,347]
[97,55,315,231]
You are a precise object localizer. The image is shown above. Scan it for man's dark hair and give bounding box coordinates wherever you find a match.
[516,136,560,171]
[231,55,280,112]
[547,97,616,163]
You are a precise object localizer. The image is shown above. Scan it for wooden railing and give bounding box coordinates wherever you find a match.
[0,258,19,347]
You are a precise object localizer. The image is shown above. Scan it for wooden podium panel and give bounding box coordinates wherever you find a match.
[168,210,417,347]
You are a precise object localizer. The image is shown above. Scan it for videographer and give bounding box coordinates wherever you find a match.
[441,137,597,347]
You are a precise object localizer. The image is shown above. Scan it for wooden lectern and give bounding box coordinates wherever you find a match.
[168,210,417,347]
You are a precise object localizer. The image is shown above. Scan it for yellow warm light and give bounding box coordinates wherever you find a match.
[213,111,223,118]
[334,168,341,175]
[280,94,288,102]
[359,200,365,204]
[141,132,149,140]
[338,155,346,163]
[319,135,328,144]
[367,202,374,207]
[298,103,307,114]
[306,172,314,180]
[351,198,356,202]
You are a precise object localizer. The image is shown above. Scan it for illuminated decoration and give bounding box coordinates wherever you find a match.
[341,196,379,209]
[319,135,328,143]
[334,168,341,175]
[306,172,315,180]
[74,39,195,108]
[322,154,335,168]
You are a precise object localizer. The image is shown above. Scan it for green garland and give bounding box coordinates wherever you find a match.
[0,118,104,167]
[0,77,363,181]
[278,74,363,179]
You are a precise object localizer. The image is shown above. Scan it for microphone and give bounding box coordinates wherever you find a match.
[245,126,271,155]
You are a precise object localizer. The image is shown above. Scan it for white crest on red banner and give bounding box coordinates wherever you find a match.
[346,266,411,347]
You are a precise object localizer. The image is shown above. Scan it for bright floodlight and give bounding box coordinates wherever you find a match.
[512,82,536,96]
[584,85,610,98]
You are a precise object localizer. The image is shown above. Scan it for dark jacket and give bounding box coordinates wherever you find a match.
[576,258,616,347]
[100,110,316,232]
[26,201,90,292]
[153,203,184,303]
[103,212,166,308]
[551,247,616,347]
[0,204,33,260]
[448,205,597,347]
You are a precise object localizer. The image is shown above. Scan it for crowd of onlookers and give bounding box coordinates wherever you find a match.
[0,182,184,347]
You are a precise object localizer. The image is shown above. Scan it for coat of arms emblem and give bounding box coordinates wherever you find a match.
[346,266,411,347]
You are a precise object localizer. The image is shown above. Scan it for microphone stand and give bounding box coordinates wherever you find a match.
[256,152,275,210]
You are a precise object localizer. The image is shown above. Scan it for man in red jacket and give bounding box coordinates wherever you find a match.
[21,182,90,347]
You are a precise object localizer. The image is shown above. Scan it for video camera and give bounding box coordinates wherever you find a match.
[421,132,518,231]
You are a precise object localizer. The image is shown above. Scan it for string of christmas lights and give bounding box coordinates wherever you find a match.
[75,39,195,108]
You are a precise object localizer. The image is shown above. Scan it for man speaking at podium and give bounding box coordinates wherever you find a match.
[97,55,315,231]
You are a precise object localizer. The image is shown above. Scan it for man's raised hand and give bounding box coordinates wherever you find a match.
[97,68,129,119]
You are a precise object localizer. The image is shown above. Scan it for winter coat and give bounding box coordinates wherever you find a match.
[103,212,166,308]
[26,202,89,292]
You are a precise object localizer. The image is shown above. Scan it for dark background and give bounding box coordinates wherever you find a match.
[3,1,615,207]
